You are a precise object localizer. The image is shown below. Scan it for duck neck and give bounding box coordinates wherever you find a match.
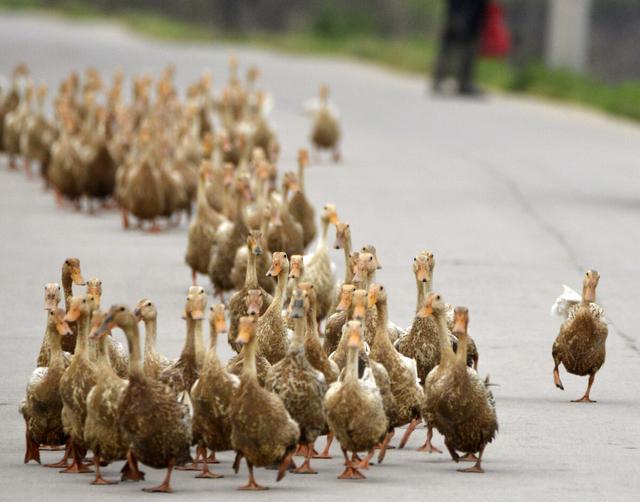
[316,218,329,253]
[343,236,353,284]
[306,302,319,340]
[345,345,359,384]
[415,279,432,313]
[373,300,392,350]
[436,311,455,366]
[297,163,305,193]
[96,334,111,369]
[245,249,258,288]
[195,319,205,362]
[62,273,72,312]
[291,316,306,351]
[123,323,144,376]
[48,328,64,371]
[195,175,208,214]
[272,268,287,312]
[75,311,90,357]
[182,317,196,359]
[456,333,469,369]
[242,337,258,379]
[143,318,158,357]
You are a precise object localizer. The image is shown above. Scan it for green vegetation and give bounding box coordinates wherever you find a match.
[2,0,640,122]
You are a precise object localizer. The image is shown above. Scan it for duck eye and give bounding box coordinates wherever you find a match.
[120,307,125,311]
[147,302,151,307]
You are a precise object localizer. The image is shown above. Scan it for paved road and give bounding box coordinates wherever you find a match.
[1,13,639,502]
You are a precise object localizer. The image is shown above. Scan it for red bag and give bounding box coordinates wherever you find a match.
[481,1,511,58]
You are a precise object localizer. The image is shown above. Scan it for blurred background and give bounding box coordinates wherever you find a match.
[3,0,639,120]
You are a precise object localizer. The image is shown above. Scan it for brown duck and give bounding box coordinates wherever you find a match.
[423,306,498,473]
[95,305,191,492]
[552,270,607,402]
[229,315,300,490]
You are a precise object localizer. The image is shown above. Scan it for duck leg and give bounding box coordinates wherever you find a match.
[23,421,41,464]
[142,459,175,493]
[195,449,224,479]
[120,208,129,229]
[338,449,366,480]
[572,373,597,403]
[377,430,394,464]
[294,442,317,474]
[91,454,117,485]
[206,450,219,464]
[147,219,162,233]
[444,438,460,463]
[277,450,295,481]
[238,460,268,490]
[295,442,319,458]
[458,444,485,474]
[314,432,333,459]
[417,426,442,453]
[176,444,205,471]
[357,449,375,470]
[398,417,420,448]
[460,453,479,462]
[232,452,243,473]
[44,439,71,468]
[121,450,145,481]
[39,445,66,451]
[60,441,93,473]
[553,364,564,390]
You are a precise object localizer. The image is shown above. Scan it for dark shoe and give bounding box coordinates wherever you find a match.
[458,84,485,97]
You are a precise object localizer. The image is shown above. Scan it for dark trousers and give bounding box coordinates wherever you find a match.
[433,0,489,90]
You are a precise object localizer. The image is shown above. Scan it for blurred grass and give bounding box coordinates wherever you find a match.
[2,0,640,122]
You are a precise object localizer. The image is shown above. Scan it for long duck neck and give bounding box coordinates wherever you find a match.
[195,319,205,365]
[343,235,353,285]
[123,323,144,376]
[75,311,90,357]
[48,328,64,372]
[182,317,197,359]
[143,318,158,358]
[435,310,455,366]
[306,301,320,340]
[297,163,305,193]
[416,279,432,313]
[62,273,73,312]
[345,345,359,384]
[271,268,287,312]
[96,334,112,370]
[455,333,469,370]
[291,316,306,351]
[245,249,258,288]
[242,337,258,380]
[373,300,393,351]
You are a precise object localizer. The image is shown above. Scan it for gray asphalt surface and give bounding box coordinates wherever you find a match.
[1,13,639,502]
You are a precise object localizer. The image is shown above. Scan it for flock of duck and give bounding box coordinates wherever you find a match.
[0,59,341,229]
[6,58,609,493]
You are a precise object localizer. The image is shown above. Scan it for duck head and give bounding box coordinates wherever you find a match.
[413,252,434,284]
[44,283,62,311]
[288,255,304,280]
[209,304,227,335]
[64,295,90,322]
[582,270,600,303]
[247,230,263,257]
[245,289,263,316]
[185,286,207,320]
[336,284,356,313]
[367,283,387,308]
[334,222,351,250]
[236,315,257,346]
[452,306,469,338]
[134,298,157,322]
[267,252,289,278]
[63,258,85,286]
[418,292,446,319]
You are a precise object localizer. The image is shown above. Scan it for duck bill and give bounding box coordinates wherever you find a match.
[56,320,73,336]
[91,315,114,339]
[353,304,366,321]
[416,265,431,284]
[328,212,340,225]
[214,319,228,334]
[71,269,86,286]
[64,307,81,322]
[236,327,251,345]
[267,262,282,277]
[452,318,467,337]
[352,269,363,284]
[335,295,351,313]
[44,298,58,310]
[133,307,142,320]
[253,245,263,256]
[191,309,205,321]
[288,262,302,279]
[418,304,433,319]
[347,330,361,348]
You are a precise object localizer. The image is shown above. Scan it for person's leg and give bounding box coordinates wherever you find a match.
[458,0,489,95]
[432,1,459,92]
